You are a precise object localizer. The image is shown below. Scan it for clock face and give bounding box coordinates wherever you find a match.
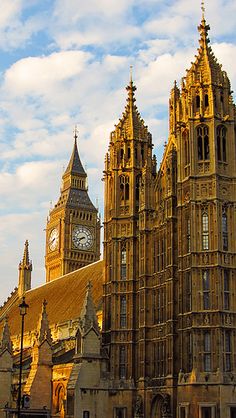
[49,228,59,251]
[72,226,93,250]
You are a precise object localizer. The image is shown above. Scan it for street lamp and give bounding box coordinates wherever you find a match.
[17,297,29,418]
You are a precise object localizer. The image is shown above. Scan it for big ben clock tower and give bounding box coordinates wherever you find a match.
[45,129,100,282]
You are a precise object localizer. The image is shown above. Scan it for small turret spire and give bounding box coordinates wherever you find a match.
[22,240,30,266]
[79,281,99,334]
[18,240,32,297]
[37,299,52,345]
[0,316,12,353]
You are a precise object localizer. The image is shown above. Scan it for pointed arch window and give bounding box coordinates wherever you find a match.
[222,210,228,251]
[202,212,209,250]
[120,296,127,328]
[224,331,231,372]
[197,125,209,160]
[217,125,227,162]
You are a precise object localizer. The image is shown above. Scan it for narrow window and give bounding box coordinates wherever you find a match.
[83,412,90,418]
[119,346,126,379]
[125,181,129,200]
[141,144,144,160]
[205,94,209,107]
[196,94,200,109]
[121,243,127,280]
[187,333,193,372]
[183,130,190,166]
[120,148,124,161]
[201,407,212,418]
[198,127,203,160]
[107,296,111,329]
[120,176,125,201]
[204,332,211,372]
[230,407,236,418]
[222,211,228,251]
[187,218,191,253]
[120,296,127,328]
[136,175,140,203]
[179,406,187,418]
[127,147,131,159]
[202,212,209,250]
[224,270,230,310]
[225,331,231,372]
[186,272,192,312]
[203,270,210,310]
[217,126,227,162]
[197,125,209,160]
[115,408,126,418]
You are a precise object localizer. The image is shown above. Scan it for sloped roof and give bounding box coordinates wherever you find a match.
[64,139,86,176]
[0,260,104,337]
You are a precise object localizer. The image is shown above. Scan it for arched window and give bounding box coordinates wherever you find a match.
[121,243,127,279]
[217,125,227,162]
[202,212,209,250]
[197,125,209,160]
[120,296,127,328]
[222,211,228,250]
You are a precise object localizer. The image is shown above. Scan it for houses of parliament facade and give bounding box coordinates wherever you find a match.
[0,9,236,418]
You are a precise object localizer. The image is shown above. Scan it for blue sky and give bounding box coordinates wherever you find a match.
[0,0,236,304]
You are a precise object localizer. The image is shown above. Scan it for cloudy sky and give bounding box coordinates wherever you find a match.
[0,0,236,304]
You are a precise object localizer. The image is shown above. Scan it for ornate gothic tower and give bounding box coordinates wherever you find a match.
[45,132,100,282]
[169,12,236,418]
[103,79,157,388]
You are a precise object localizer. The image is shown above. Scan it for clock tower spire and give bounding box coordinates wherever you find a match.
[45,129,100,282]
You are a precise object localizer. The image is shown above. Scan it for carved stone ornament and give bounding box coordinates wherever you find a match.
[134,395,143,416]
[161,394,171,417]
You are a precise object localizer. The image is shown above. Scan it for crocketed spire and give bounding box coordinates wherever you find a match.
[112,79,150,142]
[185,13,229,86]
[37,300,52,345]
[0,316,12,353]
[79,282,99,334]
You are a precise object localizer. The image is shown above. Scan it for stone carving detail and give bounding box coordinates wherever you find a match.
[134,395,143,417]
[161,394,171,417]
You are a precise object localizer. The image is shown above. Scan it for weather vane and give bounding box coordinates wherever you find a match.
[73,125,78,141]
[130,65,133,82]
[201,0,205,18]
